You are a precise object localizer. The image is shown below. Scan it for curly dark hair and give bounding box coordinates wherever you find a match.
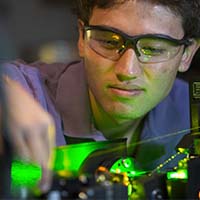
[74,0,200,38]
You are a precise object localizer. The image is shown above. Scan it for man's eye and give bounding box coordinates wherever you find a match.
[140,47,166,56]
[96,39,120,49]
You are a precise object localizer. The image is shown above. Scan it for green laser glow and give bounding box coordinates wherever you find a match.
[11,140,126,186]
[54,140,125,173]
[167,169,188,180]
[11,159,41,188]
[110,157,146,178]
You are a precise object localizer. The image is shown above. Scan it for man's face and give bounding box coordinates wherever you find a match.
[78,1,192,124]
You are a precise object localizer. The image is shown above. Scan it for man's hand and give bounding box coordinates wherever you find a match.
[3,76,55,192]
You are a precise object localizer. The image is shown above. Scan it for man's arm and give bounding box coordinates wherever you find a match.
[3,76,55,192]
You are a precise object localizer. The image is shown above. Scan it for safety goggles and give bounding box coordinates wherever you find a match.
[84,25,192,63]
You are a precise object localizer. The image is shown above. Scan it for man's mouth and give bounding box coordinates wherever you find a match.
[108,85,145,97]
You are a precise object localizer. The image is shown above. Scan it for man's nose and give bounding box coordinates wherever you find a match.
[114,48,142,82]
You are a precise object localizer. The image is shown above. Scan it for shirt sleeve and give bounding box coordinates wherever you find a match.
[1,60,66,146]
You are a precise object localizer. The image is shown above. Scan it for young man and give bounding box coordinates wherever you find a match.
[2,0,200,177]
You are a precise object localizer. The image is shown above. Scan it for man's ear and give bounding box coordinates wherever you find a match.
[178,39,200,72]
[77,20,85,57]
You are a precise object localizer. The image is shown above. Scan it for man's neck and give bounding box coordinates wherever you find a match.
[89,90,144,142]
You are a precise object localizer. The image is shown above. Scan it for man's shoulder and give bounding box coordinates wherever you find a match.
[30,59,83,80]
[157,78,189,111]
[3,59,83,75]
[169,78,189,103]
[150,78,190,133]
[1,59,42,84]
[172,78,188,92]
[146,78,190,137]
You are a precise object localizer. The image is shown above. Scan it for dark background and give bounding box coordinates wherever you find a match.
[0,0,79,62]
[0,0,199,80]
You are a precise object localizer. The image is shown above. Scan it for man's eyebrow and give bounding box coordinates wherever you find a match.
[88,24,127,34]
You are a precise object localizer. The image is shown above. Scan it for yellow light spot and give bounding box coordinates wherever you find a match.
[112,34,120,40]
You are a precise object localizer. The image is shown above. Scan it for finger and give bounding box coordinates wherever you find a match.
[24,127,50,166]
[10,129,31,160]
[40,124,55,192]
[47,124,55,169]
[26,123,55,167]
[39,166,52,192]
[24,124,55,192]
[39,124,55,192]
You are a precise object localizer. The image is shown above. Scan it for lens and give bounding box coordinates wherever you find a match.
[137,38,181,63]
[85,29,124,60]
